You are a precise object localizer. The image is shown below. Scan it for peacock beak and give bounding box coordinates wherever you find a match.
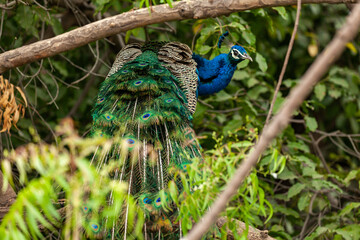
[244,54,253,62]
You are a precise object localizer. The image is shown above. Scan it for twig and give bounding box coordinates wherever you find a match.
[208,107,242,113]
[0,1,17,10]
[0,9,4,40]
[309,132,331,173]
[36,76,59,109]
[116,34,126,48]
[197,99,214,109]
[71,41,101,85]
[144,26,150,42]
[347,135,360,158]
[66,50,110,118]
[314,129,360,144]
[182,2,360,239]
[59,54,106,78]
[33,0,51,11]
[329,136,359,158]
[164,22,176,33]
[0,0,357,73]
[299,192,318,239]
[265,0,302,125]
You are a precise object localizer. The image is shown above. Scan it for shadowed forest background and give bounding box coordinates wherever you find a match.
[0,0,360,239]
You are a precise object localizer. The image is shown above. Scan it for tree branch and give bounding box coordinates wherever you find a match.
[0,171,16,221]
[265,0,302,125]
[216,217,276,240]
[182,1,360,239]
[0,0,357,73]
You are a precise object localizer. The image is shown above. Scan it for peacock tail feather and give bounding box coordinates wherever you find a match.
[87,41,202,239]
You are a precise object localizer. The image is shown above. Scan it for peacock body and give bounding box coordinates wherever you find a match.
[89,41,201,239]
[88,37,251,239]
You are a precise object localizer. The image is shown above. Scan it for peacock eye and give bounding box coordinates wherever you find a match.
[233,50,239,56]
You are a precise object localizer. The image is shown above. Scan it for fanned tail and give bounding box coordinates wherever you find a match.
[87,42,201,239]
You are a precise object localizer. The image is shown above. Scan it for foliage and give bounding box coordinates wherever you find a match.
[1,0,360,239]
[1,120,144,239]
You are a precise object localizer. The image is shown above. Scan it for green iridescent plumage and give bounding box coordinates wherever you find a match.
[87,42,201,239]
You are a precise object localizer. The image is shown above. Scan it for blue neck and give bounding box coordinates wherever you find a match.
[193,53,240,96]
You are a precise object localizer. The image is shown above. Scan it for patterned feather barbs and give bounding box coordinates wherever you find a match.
[88,41,201,239]
[87,38,251,239]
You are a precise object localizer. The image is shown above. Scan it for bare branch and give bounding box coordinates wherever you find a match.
[182,1,360,239]
[265,0,302,125]
[0,0,357,73]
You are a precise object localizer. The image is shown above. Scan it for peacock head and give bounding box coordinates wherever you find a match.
[228,45,253,64]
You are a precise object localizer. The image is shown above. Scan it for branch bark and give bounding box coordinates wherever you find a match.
[216,217,276,240]
[182,1,360,239]
[0,0,357,73]
[0,171,16,221]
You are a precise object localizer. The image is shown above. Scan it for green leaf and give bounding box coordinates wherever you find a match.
[288,142,310,153]
[255,53,268,72]
[237,59,250,69]
[306,227,328,240]
[51,17,64,35]
[311,179,343,193]
[272,7,289,20]
[339,202,360,216]
[248,85,268,99]
[232,141,253,148]
[314,83,326,101]
[223,119,243,134]
[329,77,349,88]
[166,0,173,7]
[283,79,298,88]
[242,31,256,45]
[288,183,306,198]
[329,89,341,99]
[272,96,285,115]
[274,204,300,218]
[344,170,359,186]
[298,193,310,211]
[335,224,360,240]
[278,167,297,180]
[229,22,246,31]
[233,71,250,81]
[198,45,212,55]
[52,61,69,77]
[246,77,258,87]
[15,5,38,38]
[215,91,233,101]
[304,116,318,132]
[302,167,322,178]
[125,31,132,43]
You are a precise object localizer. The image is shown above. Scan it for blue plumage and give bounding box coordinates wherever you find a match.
[193,45,252,96]
[218,31,229,48]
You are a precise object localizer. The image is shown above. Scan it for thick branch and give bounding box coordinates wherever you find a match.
[216,217,276,240]
[182,1,360,239]
[0,0,357,73]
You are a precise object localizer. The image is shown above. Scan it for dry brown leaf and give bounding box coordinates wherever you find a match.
[0,75,28,133]
[16,86,28,107]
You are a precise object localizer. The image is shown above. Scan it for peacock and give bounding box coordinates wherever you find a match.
[87,32,252,239]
